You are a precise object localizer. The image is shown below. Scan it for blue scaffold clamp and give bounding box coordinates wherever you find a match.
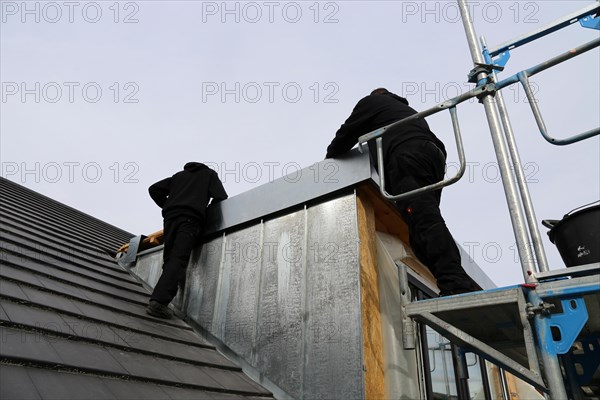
[548,297,589,355]
[579,14,600,30]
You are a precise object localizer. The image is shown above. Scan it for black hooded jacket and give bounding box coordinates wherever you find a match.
[325,92,446,161]
[148,162,228,222]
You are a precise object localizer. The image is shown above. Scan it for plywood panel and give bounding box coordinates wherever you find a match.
[359,185,437,290]
[356,193,385,400]
[358,184,409,245]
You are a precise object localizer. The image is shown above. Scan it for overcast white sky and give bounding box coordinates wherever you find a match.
[2,0,599,287]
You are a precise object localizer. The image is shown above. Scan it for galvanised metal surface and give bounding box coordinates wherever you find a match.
[302,194,363,400]
[177,193,363,399]
[254,210,306,396]
[130,246,163,288]
[129,151,499,398]
[183,235,223,329]
[219,224,262,361]
[204,149,375,235]
[201,150,493,291]
[457,246,496,290]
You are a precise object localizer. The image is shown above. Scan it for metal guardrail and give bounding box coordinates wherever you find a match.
[494,38,600,146]
[357,93,480,202]
[373,107,466,202]
[488,2,599,57]
[358,36,600,203]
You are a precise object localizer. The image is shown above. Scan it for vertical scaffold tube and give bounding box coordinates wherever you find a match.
[488,66,550,273]
[457,0,537,282]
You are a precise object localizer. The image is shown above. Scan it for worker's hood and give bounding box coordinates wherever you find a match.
[384,92,410,106]
[183,162,210,172]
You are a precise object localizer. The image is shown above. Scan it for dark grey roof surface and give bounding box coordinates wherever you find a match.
[0,177,272,400]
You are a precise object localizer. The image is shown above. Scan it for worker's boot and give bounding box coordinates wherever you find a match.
[146,300,173,319]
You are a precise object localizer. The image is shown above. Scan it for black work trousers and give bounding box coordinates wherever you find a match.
[386,139,476,293]
[151,216,202,305]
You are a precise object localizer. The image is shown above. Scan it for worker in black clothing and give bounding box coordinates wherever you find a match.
[326,88,478,296]
[146,162,228,318]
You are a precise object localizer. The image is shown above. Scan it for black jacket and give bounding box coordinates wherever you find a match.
[148,162,228,222]
[326,92,446,161]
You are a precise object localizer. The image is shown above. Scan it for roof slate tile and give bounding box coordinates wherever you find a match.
[0,365,42,400]
[26,367,117,400]
[0,279,29,302]
[0,326,64,364]
[0,178,272,399]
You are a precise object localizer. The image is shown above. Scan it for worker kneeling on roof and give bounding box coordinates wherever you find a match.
[146,162,228,319]
[326,88,479,296]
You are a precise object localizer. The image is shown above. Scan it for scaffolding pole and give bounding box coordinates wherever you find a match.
[457,0,537,283]
[481,35,550,274]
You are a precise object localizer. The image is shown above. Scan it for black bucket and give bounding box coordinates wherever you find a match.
[542,202,600,267]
